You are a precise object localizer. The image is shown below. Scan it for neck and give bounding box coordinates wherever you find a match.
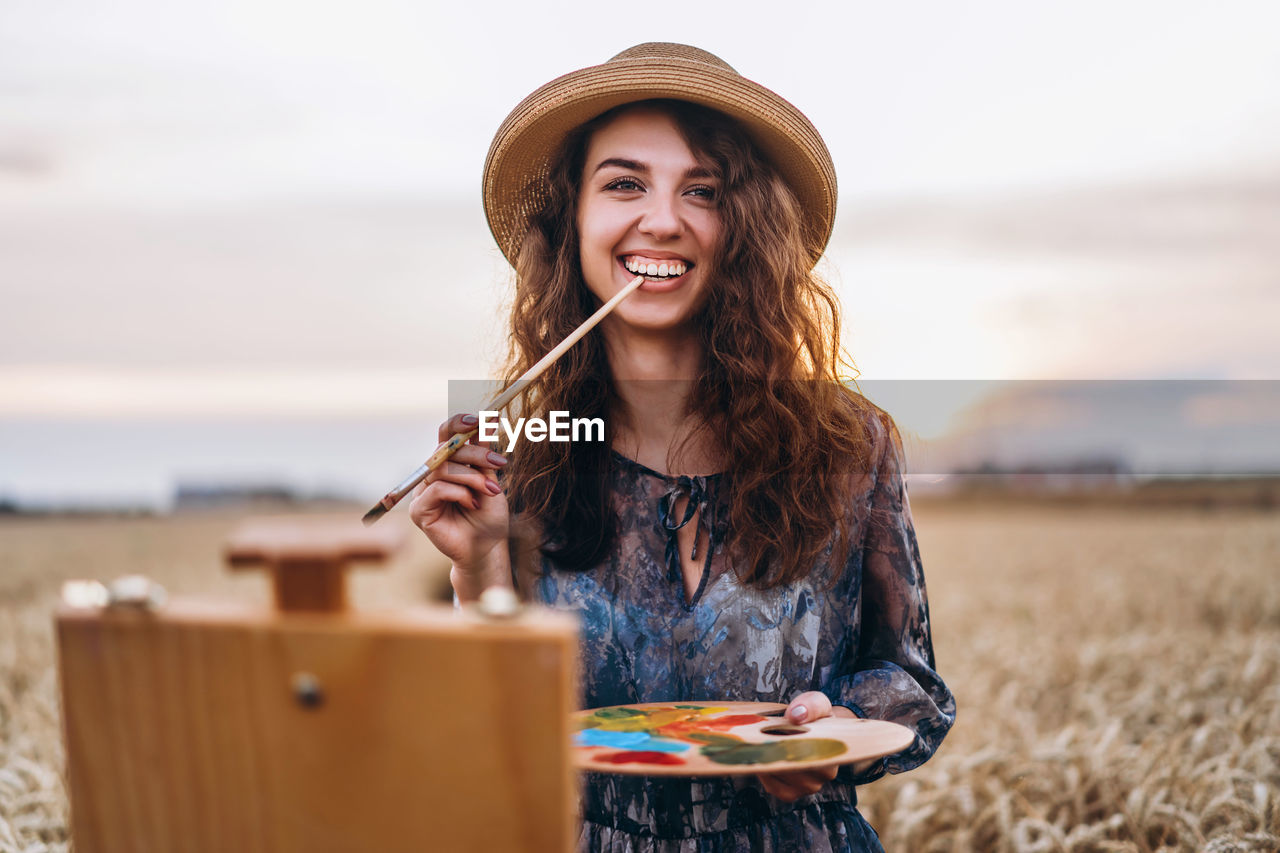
[601,323,719,475]
[603,326,701,383]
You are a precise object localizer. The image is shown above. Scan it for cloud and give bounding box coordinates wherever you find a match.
[0,365,450,418]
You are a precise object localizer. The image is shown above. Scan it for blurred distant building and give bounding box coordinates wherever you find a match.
[172,482,300,511]
[951,456,1133,493]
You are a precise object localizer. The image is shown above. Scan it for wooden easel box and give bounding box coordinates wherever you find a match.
[57,600,579,853]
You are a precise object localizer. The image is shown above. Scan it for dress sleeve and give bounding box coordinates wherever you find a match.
[823,415,956,784]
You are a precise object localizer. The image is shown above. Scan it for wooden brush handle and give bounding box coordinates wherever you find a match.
[490,274,646,411]
[363,275,646,523]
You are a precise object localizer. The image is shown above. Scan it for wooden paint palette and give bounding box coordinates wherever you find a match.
[573,701,916,776]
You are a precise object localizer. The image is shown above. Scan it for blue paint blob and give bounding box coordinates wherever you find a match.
[634,738,689,753]
[575,730,649,749]
[575,729,690,752]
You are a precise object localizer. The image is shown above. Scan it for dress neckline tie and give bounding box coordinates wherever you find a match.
[656,475,717,584]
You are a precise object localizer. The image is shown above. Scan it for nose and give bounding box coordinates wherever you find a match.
[637,192,683,241]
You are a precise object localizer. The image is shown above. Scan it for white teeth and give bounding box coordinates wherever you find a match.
[622,256,689,277]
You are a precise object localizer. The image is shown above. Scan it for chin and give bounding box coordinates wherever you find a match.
[615,307,698,333]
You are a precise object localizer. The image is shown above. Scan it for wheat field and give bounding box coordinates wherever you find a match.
[1,502,1277,852]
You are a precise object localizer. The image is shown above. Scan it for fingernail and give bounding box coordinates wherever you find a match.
[461,414,478,425]
[486,451,508,466]
[485,479,502,496]
[791,705,808,722]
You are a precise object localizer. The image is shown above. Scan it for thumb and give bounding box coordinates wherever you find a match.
[787,691,832,724]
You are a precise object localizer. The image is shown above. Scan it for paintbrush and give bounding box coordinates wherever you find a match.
[362,274,647,525]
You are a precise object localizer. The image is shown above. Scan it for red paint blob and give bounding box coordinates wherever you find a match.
[657,713,766,737]
[700,714,768,729]
[599,751,687,766]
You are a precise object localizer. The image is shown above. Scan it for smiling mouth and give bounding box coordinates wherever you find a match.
[621,254,691,281]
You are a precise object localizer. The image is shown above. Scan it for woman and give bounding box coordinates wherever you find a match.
[411,43,954,852]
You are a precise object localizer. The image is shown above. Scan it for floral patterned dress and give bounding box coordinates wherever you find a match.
[522,413,955,852]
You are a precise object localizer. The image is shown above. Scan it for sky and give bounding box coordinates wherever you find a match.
[5,1,1280,204]
[1,0,1279,502]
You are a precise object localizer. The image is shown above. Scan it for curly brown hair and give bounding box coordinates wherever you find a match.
[500,99,881,588]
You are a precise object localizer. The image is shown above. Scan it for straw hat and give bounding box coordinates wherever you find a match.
[482,42,837,268]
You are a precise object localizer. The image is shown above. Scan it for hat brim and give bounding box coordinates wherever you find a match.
[483,54,837,268]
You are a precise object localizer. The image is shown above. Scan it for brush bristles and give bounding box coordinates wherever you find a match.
[361,504,388,527]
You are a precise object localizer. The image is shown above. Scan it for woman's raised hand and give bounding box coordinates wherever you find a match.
[408,414,511,600]
[755,692,857,803]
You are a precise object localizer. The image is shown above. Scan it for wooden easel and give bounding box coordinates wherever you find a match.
[56,517,578,853]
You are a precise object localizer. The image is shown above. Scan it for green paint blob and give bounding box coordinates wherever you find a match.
[593,707,646,720]
[700,737,847,766]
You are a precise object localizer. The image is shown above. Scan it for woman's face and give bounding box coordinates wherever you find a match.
[576,106,722,336]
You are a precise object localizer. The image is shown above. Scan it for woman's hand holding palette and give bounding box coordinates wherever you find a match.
[573,701,916,776]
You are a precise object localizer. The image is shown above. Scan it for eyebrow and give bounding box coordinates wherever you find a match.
[591,158,717,180]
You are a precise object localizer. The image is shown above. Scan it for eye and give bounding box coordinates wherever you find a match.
[604,177,643,192]
[686,184,717,201]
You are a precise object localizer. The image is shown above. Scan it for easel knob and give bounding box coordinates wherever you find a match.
[225,516,404,612]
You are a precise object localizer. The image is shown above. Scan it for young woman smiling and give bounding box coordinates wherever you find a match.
[411,44,954,852]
